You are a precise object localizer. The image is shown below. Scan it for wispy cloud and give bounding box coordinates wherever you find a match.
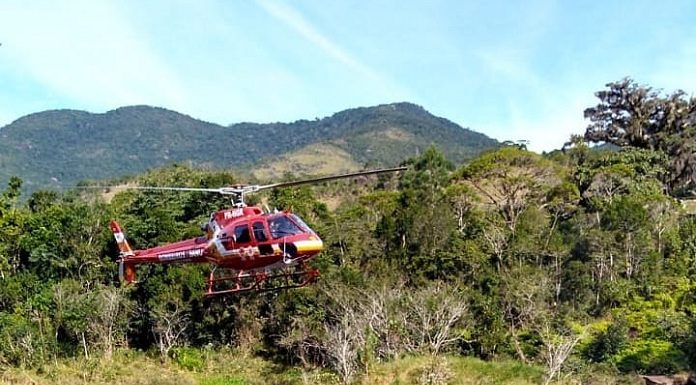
[0,1,187,113]
[255,0,410,95]
[255,0,372,77]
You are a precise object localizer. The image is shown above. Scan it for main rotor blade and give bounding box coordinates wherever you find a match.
[255,166,407,192]
[79,185,239,194]
[78,167,407,197]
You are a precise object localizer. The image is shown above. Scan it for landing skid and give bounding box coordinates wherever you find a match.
[204,263,320,297]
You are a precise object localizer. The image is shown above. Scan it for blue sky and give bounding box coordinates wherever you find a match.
[1,0,694,152]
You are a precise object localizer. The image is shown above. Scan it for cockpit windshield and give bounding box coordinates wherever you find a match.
[268,215,304,239]
[290,214,314,234]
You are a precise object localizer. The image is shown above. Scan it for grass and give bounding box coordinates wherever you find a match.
[0,350,642,385]
[682,198,696,215]
[0,349,314,385]
[361,355,544,385]
[252,143,362,181]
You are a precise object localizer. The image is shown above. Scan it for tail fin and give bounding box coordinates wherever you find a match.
[110,220,137,283]
[110,220,134,256]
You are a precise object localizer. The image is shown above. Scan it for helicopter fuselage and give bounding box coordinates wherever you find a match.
[111,206,323,284]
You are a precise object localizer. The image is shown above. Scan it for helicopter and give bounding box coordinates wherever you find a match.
[107,167,406,296]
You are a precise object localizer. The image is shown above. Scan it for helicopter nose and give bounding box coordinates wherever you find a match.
[294,236,324,253]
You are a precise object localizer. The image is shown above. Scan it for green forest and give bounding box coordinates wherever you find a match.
[1,79,696,385]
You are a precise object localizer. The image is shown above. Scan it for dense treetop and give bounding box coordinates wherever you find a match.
[582,78,696,196]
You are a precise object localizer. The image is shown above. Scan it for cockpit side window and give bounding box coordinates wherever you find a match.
[252,221,268,242]
[268,215,303,239]
[234,223,251,244]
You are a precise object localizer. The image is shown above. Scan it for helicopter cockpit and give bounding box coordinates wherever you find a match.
[268,214,306,239]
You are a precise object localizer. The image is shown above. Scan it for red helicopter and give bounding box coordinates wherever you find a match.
[107,167,406,296]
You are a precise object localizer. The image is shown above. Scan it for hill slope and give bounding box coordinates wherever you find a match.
[0,102,497,191]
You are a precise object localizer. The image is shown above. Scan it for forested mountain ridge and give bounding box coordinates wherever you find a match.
[0,102,498,192]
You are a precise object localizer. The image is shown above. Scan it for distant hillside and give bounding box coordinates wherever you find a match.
[0,102,498,192]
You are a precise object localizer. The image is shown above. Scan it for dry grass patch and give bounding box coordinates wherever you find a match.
[253,144,361,181]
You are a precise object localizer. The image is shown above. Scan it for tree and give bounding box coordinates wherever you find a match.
[601,195,650,278]
[390,146,456,279]
[401,284,470,355]
[539,323,584,385]
[574,147,667,208]
[323,310,365,384]
[0,177,22,212]
[52,282,130,359]
[584,78,663,149]
[18,199,112,282]
[583,78,696,194]
[457,147,562,270]
[88,286,131,359]
[151,299,190,361]
[500,266,553,363]
[458,147,560,235]
[0,177,25,279]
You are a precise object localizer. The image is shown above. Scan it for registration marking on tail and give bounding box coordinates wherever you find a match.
[158,249,204,262]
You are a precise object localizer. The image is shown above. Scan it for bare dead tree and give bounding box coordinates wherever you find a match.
[88,286,130,359]
[324,316,365,384]
[151,302,190,361]
[481,219,510,271]
[539,322,584,385]
[321,284,372,383]
[285,283,469,383]
[363,284,402,360]
[402,284,469,355]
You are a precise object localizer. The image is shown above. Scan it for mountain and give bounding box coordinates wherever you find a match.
[0,102,498,192]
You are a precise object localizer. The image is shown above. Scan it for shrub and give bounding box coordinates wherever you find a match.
[614,340,687,374]
[171,346,205,371]
[583,321,628,363]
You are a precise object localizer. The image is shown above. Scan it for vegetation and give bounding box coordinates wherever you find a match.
[0,102,497,194]
[582,78,696,196]
[0,79,695,385]
[1,351,550,385]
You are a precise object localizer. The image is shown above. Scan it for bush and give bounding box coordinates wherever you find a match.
[583,321,628,363]
[614,340,687,374]
[171,346,205,371]
[0,312,54,368]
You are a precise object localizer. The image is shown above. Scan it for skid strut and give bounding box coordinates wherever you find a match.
[205,263,319,297]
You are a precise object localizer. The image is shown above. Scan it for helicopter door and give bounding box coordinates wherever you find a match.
[234,223,251,246]
[233,223,252,247]
[252,221,268,242]
[252,221,274,255]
